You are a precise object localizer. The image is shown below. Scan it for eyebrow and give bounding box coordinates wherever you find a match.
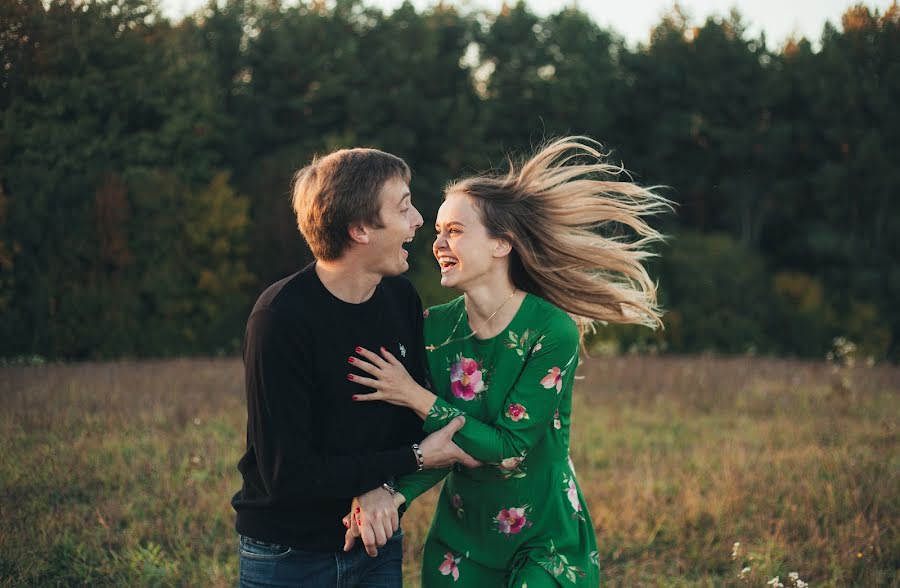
[398,192,411,207]
[435,221,466,229]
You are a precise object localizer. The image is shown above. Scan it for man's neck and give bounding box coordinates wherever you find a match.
[314,259,383,304]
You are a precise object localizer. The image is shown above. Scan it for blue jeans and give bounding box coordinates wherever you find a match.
[238,530,403,588]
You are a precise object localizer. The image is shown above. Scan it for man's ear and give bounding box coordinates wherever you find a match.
[493,238,512,258]
[349,224,370,245]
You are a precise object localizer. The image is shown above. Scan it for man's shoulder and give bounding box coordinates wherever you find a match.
[250,263,316,320]
[380,274,419,300]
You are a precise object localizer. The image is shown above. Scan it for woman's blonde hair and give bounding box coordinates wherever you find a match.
[446,136,672,340]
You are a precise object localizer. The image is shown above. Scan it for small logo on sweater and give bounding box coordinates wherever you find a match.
[399,343,407,357]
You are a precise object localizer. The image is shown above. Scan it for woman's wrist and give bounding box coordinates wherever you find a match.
[408,385,436,420]
[392,491,407,508]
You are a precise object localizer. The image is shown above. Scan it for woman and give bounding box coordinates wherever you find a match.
[346,136,669,586]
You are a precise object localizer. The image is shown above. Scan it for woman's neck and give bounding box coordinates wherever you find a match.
[463,279,526,340]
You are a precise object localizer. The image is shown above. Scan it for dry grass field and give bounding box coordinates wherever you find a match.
[1,355,897,587]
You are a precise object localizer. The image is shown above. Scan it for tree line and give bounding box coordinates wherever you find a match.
[1,0,897,360]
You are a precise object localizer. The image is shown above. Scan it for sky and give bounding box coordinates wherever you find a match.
[160,0,897,47]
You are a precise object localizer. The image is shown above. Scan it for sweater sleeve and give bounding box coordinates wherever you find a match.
[420,317,579,465]
[242,308,418,504]
[396,287,429,446]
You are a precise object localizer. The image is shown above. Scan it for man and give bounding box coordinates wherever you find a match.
[232,148,477,587]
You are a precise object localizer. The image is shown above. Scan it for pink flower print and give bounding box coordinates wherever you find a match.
[450,357,485,400]
[495,507,530,535]
[553,408,562,430]
[498,455,524,471]
[439,552,460,581]
[449,493,465,518]
[541,366,563,392]
[506,403,529,422]
[566,478,581,513]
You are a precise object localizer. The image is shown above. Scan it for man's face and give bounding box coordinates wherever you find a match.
[364,176,423,277]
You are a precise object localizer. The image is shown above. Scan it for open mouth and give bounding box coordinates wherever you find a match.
[437,255,459,272]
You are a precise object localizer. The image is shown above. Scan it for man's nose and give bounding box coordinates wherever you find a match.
[410,205,424,230]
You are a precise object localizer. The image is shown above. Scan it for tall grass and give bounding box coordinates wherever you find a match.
[1,356,896,586]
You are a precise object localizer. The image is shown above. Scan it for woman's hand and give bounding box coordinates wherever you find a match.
[348,346,436,418]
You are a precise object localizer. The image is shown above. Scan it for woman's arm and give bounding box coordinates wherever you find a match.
[420,319,579,465]
[347,346,438,419]
[349,317,580,467]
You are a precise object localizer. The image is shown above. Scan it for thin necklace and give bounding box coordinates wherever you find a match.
[426,288,518,352]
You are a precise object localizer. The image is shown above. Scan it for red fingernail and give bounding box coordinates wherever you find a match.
[344,520,349,527]
[355,347,362,352]
[352,395,359,400]
[347,374,354,380]
[356,507,360,513]
[357,518,361,525]
[348,357,355,363]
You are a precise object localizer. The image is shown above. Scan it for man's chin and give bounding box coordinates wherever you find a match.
[385,259,409,277]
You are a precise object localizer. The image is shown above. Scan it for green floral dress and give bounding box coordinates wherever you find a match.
[396,293,600,587]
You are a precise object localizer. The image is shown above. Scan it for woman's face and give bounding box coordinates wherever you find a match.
[433,191,507,290]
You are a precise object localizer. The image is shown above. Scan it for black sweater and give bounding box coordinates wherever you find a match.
[231,263,427,552]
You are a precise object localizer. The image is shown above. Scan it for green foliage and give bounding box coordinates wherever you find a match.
[0,0,897,359]
[658,232,771,354]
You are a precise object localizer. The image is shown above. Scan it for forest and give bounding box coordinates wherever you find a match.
[2,0,897,360]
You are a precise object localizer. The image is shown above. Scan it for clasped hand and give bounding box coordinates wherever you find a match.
[341,487,403,557]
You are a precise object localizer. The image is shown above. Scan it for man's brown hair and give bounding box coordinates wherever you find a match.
[291,148,411,261]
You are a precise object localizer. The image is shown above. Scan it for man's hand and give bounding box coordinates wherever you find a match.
[420,416,482,469]
[342,487,398,557]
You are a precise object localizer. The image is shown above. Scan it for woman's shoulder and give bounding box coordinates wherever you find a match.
[527,294,579,342]
[423,295,465,322]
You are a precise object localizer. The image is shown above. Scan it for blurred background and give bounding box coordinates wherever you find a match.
[2,0,898,362]
[1,1,898,587]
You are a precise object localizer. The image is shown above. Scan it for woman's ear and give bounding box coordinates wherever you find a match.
[348,224,370,245]
[493,238,512,258]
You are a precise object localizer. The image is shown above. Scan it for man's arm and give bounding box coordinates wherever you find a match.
[344,416,472,556]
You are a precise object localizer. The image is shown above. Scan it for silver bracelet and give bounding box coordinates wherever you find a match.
[382,482,396,495]
[411,443,425,471]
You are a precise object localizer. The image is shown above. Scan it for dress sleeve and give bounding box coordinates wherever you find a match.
[421,316,579,465]
[393,304,447,505]
[393,467,451,509]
